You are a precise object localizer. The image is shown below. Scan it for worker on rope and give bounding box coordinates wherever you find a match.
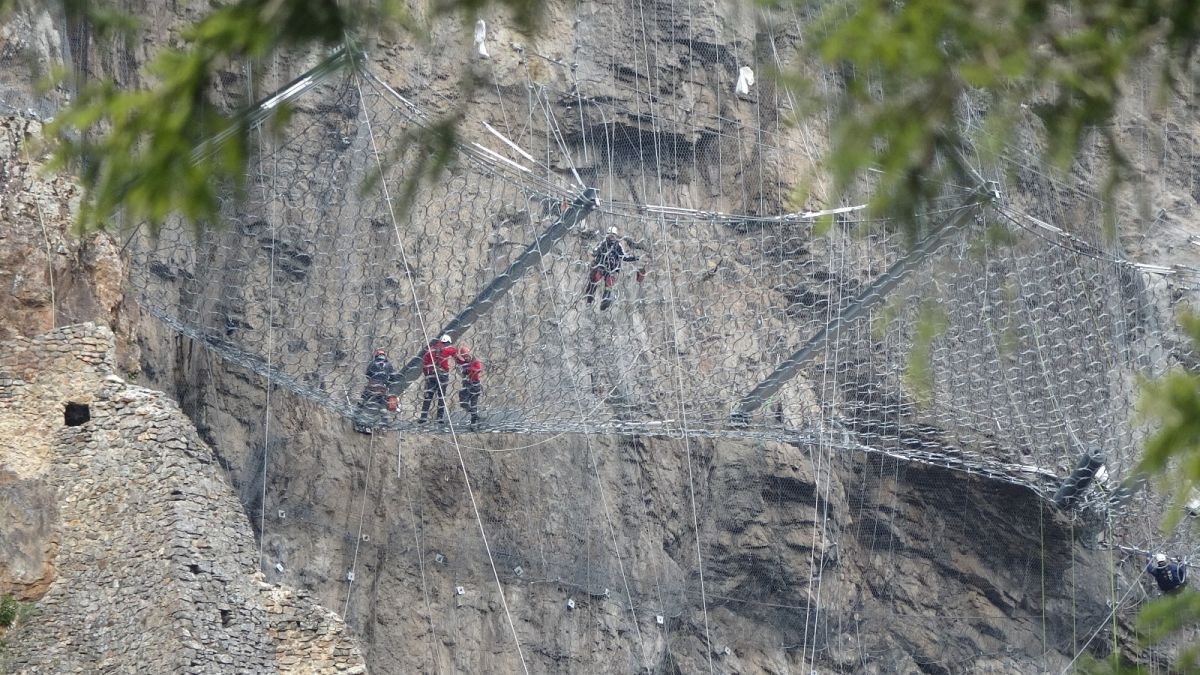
[457,345,484,428]
[355,348,397,434]
[584,226,639,311]
[419,334,457,424]
[1147,553,1188,593]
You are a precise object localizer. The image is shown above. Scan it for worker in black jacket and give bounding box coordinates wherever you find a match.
[1147,553,1188,593]
[356,348,397,433]
[584,226,639,311]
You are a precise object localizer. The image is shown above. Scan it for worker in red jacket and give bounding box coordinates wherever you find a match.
[419,334,457,423]
[457,345,484,428]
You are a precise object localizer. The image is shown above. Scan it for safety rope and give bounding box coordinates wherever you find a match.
[352,66,531,675]
[532,198,647,659]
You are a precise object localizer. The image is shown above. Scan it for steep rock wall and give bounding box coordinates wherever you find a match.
[0,322,366,673]
[2,2,1199,674]
[203,396,1122,674]
[0,115,131,361]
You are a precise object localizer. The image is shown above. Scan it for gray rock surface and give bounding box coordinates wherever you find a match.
[0,323,366,673]
[2,2,1199,673]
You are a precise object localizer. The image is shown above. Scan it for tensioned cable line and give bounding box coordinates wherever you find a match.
[637,6,711,643]
[1058,572,1143,674]
[252,58,277,568]
[531,213,647,661]
[343,431,377,616]
[351,67,531,675]
[633,0,715,664]
[402,433,443,667]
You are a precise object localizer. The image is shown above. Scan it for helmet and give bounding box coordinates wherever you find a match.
[440,334,452,344]
[373,348,387,357]
[1155,553,1168,568]
[607,226,619,236]
[459,345,472,358]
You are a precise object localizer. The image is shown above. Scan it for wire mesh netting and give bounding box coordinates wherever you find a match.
[7,1,1200,670]
[129,65,1170,500]
[120,59,1200,672]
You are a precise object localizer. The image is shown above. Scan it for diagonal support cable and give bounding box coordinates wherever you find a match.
[192,47,352,163]
[117,47,352,254]
[731,196,987,425]
[391,187,600,394]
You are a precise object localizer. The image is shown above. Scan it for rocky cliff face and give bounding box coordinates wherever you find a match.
[1,34,367,668]
[0,322,366,673]
[0,115,132,361]
[239,420,1120,673]
[2,1,1199,674]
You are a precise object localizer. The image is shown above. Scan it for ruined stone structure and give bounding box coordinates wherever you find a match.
[0,323,366,673]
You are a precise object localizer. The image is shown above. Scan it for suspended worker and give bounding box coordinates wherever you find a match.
[1147,553,1188,593]
[356,348,397,434]
[584,226,639,311]
[419,334,457,424]
[457,345,484,428]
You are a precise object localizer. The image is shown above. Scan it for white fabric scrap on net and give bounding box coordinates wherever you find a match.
[735,66,755,95]
[475,19,490,58]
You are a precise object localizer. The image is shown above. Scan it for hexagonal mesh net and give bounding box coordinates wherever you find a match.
[128,62,1173,499]
[110,30,1196,672]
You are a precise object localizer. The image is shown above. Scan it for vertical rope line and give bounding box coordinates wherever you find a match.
[405,432,444,662]
[400,432,443,667]
[637,0,716,663]
[1071,518,1077,655]
[659,222,715,675]
[652,219,716,664]
[807,217,848,668]
[343,431,377,616]
[633,0,714,663]
[254,59,276,567]
[1040,501,1047,659]
[532,228,646,658]
[353,69,530,675]
[802,222,834,666]
[28,160,57,327]
[1107,511,1118,659]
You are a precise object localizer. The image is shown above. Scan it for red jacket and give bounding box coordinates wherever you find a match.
[462,359,483,383]
[422,344,458,375]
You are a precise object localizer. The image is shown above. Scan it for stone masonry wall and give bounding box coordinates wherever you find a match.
[263,585,366,673]
[0,323,365,674]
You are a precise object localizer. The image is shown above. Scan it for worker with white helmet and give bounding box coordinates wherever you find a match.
[583,226,640,311]
[1146,552,1187,593]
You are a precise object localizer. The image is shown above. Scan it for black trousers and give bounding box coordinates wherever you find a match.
[460,380,482,423]
[420,372,449,421]
[356,383,389,430]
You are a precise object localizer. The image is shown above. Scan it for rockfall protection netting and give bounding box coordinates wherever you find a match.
[268,433,1147,673]
[6,4,1187,667]
[115,53,1200,670]
[129,63,1174,500]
